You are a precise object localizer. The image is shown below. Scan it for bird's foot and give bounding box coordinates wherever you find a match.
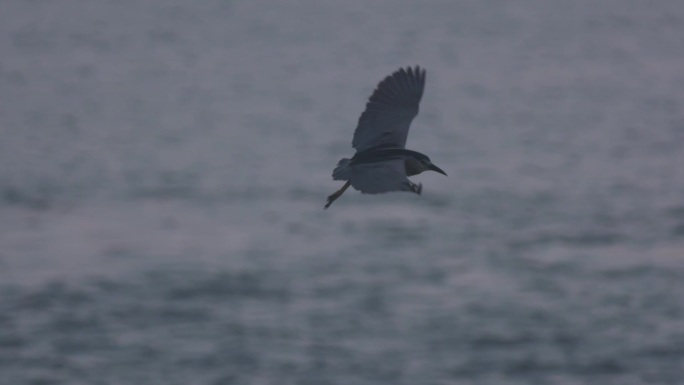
[410,182,422,195]
[324,193,338,209]
[324,181,351,209]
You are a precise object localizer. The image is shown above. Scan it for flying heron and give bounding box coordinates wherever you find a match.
[325,66,447,209]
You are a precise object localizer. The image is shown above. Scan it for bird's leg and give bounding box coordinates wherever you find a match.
[324,181,351,209]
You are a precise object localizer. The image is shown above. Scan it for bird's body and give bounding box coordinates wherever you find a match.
[351,148,434,176]
[325,66,446,209]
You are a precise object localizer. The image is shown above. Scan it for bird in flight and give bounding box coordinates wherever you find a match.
[325,66,447,209]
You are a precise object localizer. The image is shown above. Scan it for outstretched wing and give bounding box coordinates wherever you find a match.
[351,66,426,152]
[348,158,421,194]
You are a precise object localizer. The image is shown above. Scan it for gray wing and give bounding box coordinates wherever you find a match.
[348,158,421,195]
[352,66,426,152]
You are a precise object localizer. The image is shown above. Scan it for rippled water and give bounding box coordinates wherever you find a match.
[2,1,684,384]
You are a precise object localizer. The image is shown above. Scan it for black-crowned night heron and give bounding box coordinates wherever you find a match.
[325,66,447,209]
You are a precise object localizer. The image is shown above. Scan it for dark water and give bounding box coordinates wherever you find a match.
[1,1,684,384]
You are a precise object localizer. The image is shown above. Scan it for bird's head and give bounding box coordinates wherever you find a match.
[409,153,448,177]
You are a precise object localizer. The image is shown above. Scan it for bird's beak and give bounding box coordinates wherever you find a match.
[429,163,447,176]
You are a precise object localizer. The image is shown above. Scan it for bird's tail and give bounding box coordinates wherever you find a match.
[332,158,352,181]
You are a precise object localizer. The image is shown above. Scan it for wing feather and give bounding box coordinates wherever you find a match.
[351,66,426,151]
